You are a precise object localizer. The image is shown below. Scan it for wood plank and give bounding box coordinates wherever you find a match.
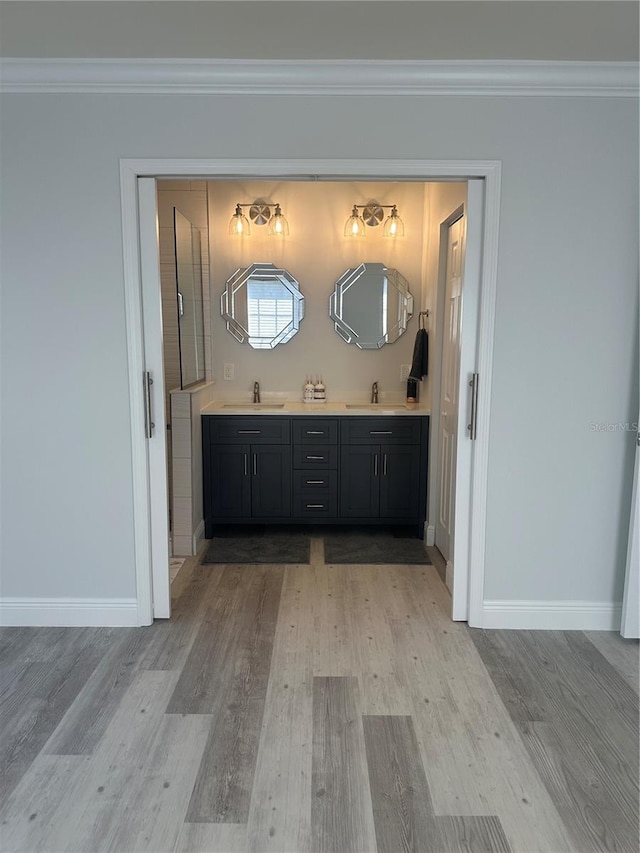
[174,823,248,853]
[517,720,638,853]
[0,629,118,801]
[0,671,211,853]
[184,565,284,823]
[363,715,442,853]
[584,631,639,694]
[435,816,512,853]
[311,676,377,853]
[247,562,315,853]
[474,629,639,819]
[44,626,155,755]
[141,562,223,672]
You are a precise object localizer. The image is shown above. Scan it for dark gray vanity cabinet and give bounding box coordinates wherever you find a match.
[203,414,429,537]
[339,418,427,532]
[203,417,291,536]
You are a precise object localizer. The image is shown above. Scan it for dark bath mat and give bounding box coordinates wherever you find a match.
[323,532,432,565]
[202,534,310,564]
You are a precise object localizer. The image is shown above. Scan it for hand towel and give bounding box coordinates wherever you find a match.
[409,329,429,380]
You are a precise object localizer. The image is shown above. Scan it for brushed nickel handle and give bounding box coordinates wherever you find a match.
[306,479,325,485]
[370,430,392,435]
[306,430,324,435]
[306,504,325,509]
[306,455,325,460]
[383,453,387,476]
[467,373,479,441]
[244,453,248,476]
[238,429,261,434]
[374,454,379,476]
[253,454,258,476]
[143,371,154,439]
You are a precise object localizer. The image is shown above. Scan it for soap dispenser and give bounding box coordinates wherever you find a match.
[304,376,315,403]
[314,376,326,403]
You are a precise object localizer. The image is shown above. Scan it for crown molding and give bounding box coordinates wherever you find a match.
[1,59,638,97]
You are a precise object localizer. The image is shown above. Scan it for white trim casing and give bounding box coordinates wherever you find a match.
[120,163,154,627]
[482,600,623,632]
[0,598,139,627]
[425,524,435,547]
[193,520,206,556]
[1,59,637,97]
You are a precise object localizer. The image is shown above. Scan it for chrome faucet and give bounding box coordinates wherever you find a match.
[253,381,261,404]
[371,381,379,404]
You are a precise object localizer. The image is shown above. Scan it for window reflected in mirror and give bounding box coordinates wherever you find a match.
[221,263,305,349]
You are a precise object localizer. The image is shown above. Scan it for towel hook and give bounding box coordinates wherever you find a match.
[419,310,429,330]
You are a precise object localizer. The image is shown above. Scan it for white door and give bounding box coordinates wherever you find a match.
[138,178,171,619]
[434,180,484,621]
[621,422,639,638]
[436,214,465,567]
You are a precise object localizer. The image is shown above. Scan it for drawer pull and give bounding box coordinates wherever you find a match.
[370,430,392,435]
[306,430,324,435]
[306,479,325,485]
[306,455,325,460]
[244,453,248,476]
[374,454,379,476]
[306,504,325,509]
[238,429,261,434]
[383,453,387,476]
[253,454,258,476]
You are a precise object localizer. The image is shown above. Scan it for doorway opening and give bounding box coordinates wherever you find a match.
[123,159,501,627]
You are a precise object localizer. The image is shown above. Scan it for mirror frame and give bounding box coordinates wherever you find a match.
[329,262,414,349]
[221,262,305,349]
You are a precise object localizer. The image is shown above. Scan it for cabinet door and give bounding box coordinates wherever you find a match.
[379,444,421,518]
[251,444,291,518]
[211,444,251,518]
[340,445,380,517]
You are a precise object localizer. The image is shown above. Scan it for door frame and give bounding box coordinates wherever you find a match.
[120,158,501,626]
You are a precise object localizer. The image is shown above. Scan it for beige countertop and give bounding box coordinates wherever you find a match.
[201,400,430,416]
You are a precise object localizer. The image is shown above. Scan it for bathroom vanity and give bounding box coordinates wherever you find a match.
[202,405,429,537]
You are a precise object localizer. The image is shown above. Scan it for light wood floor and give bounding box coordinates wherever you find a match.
[1,537,638,852]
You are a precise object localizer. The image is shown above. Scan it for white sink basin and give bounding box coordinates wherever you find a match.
[222,403,286,410]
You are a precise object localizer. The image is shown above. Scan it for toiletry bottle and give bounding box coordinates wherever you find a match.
[304,376,314,403]
[315,377,326,402]
[406,378,417,405]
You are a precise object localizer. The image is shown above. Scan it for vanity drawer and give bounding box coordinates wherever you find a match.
[341,417,421,445]
[207,417,290,445]
[293,494,338,518]
[293,419,338,445]
[293,471,337,494]
[293,446,338,469]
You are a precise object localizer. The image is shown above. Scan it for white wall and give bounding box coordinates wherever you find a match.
[208,179,428,404]
[0,91,637,611]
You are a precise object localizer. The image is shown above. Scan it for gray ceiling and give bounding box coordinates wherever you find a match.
[0,2,637,61]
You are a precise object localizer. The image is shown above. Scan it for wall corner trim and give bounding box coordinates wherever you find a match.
[481,599,623,631]
[1,59,637,97]
[0,597,140,627]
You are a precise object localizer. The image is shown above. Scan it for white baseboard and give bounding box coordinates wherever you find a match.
[481,600,622,631]
[0,597,139,627]
[192,519,205,555]
[425,524,435,546]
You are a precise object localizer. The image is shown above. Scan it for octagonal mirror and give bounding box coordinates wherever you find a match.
[221,263,305,349]
[329,262,414,349]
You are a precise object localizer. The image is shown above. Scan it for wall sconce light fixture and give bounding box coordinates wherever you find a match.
[228,200,289,237]
[343,202,405,238]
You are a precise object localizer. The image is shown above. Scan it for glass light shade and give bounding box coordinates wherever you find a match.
[383,207,405,238]
[344,206,366,237]
[267,204,290,237]
[228,204,251,236]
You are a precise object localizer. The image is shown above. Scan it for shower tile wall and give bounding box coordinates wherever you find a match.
[157,181,212,550]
